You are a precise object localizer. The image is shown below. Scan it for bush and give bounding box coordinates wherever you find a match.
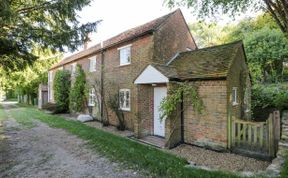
[53,70,71,113]
[42,102,58,113]
[107,93,125,130]
[69,65,86,113]
[252,83,288,119]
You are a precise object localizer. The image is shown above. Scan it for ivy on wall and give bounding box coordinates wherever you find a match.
[160,82,204,120]
[53,70,71,113]
[69,64,87,113]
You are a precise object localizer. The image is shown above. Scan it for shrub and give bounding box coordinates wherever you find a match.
[69,64,86,113]
[107,93,125,130]
[53,70,71,113]
[252,83,288,119]
[42,102,58,113]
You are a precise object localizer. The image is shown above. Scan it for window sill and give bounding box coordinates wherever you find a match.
[232,102,238,106]
[120,108,131,112]
[119,63,131,67]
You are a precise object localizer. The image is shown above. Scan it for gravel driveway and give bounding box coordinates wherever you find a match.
[0,102,145,178]
[171,144,271,172]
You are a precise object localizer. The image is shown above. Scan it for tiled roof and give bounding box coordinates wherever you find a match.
[163,41,244,80]
[50,10,178,70]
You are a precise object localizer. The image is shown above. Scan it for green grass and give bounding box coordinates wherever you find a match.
[0,105,7,122]
[9,108,36,128]
[281,153,288,178]
[10,105,243,178]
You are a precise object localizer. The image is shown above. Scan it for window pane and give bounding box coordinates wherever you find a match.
[119,91,124,108]
[125,91,130,108]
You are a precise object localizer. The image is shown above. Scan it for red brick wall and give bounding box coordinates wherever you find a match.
[183,80,228,150]
[103,35,154,130]
[153,10,197,63]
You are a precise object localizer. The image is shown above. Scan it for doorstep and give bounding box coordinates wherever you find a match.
[130,135,166,148]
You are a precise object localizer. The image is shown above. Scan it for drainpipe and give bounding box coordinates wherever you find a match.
[100,50,104,120]
[181,92,184,143]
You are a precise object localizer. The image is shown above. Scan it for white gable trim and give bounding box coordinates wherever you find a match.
[134,65,169,84]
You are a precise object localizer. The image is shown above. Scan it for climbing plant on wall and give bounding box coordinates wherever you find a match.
[160,82,204,120]
[53,70,71,113]
[69,64,87,113]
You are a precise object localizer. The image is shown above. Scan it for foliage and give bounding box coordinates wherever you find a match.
[53,70,71,113]
[107,93,125,130]
[160,82,204,120]
[281,152,288,178]
[165,0,288,35]
[9,105,241,178]
[89,78,109,126]
[0,0,100,71]
[244,28,288,82]
[69,64,87,113]
[0,47,61,103]
[189,21,229,48]
[42,102,58,113]
[252,83,288,114]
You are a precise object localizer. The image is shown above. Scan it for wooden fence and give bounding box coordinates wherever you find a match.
[231,111,280,158]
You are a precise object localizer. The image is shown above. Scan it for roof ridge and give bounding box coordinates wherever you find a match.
[179,40,243,55]
[53,10,179,67]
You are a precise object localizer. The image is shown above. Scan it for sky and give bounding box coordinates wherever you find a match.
[67,0,261,56]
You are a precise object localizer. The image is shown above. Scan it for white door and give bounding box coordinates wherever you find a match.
[154,87,167,137]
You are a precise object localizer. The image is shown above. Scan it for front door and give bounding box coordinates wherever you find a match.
[153,87,167,137]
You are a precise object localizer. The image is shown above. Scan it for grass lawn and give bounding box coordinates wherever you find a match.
[3,104,247,178]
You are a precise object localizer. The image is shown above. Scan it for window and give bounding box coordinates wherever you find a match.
[88,88,96,106]
[89,56,97,72]
[232,87,238,105]
[71,63,76,76]
[48,71,53,101]
[119,89,130,111]
[118,45,131,66]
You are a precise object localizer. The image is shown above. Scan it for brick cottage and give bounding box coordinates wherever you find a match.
[48,9,251,151]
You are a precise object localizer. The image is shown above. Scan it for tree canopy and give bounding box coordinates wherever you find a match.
[165,0,288,35]
[0,0,100,71]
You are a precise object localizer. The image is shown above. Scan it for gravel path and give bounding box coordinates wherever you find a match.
[0,102,145,178]
[171,144,271,172]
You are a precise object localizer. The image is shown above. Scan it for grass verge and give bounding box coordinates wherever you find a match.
[0,105,7,122]
[11,105,243,178]
[281,152,288,178]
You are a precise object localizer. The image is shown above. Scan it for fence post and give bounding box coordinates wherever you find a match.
[268,114,275,157]
[273,111,280,153]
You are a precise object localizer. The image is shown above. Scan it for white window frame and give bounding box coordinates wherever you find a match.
[119,89,131,111]
[48,71,53,102]
[88,88,96,106]
[232,87,238,106]
[71,63,76,76]
[118,44,131,66]
[89,56,97,72]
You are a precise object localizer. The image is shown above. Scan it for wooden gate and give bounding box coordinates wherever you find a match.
[231,111,280,159]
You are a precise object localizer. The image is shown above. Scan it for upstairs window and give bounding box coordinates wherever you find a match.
[232,87,238,105]
[89,56,97,72]
[118,45,131,66]
[119,89,130,111]
[88,88,96,106]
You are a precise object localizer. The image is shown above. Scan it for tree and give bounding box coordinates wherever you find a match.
[0,0,100,71]
[69,64,86,113]
[0,47,61,102]
[53,70,71,113]
[244,28,288,82]
[165,0,288,35]
[189,21,230,48]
